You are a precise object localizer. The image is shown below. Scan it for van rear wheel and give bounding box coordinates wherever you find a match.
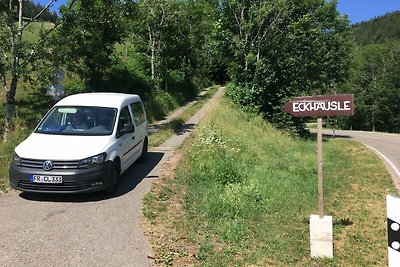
[104,163,118,195]
[138,137,148,163]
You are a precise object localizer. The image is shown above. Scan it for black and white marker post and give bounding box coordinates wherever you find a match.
[387,195,400,266]
[283,94,354,258]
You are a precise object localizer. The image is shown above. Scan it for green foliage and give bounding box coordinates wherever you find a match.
[225,83,262,114]
[340,41,400,132]
[0,0,63,140]
[220,0,353,134]
[152,90,179,115]
[52,0,128,89]
[0,117,31,193]
[1,0,217,142]
[126,0,217,96]
[353,11,400,46]
[340,11,400,132]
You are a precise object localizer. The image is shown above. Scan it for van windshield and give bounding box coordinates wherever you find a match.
[35,106,117,136]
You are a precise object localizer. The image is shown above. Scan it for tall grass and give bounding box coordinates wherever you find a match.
[0,118,31,193]
[144,98,398,266]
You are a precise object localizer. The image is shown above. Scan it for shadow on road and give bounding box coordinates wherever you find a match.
[175,123,196,136]
[306,130,352,142]
[19,152,165,203]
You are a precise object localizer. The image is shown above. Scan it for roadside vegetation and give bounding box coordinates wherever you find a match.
[143,98,398,266]
[2,1,399,193]
[149,85,219,147]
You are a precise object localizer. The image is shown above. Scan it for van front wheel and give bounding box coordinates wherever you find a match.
[104,163,119,195]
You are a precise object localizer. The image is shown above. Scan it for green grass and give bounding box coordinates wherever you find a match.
[23,21,54,43]
[144,98,398,266]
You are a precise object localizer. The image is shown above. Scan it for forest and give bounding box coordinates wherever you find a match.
[340,11,400,132]
[0,0,399,141]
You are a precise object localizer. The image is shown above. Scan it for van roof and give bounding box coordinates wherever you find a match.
[55,93,142,108]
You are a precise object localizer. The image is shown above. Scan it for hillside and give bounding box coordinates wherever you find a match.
[144,98,397,266]
[22,0,58,22]
[353,11,400,45]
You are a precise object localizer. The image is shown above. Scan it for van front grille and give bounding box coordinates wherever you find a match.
[21,158,79,170]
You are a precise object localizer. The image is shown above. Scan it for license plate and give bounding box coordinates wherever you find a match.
[30,175,63,184]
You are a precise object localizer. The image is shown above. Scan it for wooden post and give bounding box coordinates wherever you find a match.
[317,118,323,218]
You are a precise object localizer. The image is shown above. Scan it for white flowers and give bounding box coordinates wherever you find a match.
[194,126,241,153]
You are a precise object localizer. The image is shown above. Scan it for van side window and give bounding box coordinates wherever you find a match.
[130,102,146,126]
[118,106,132,131]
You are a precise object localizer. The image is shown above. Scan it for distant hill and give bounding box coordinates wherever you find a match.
[352,11,400,45]
[23,0,58,23]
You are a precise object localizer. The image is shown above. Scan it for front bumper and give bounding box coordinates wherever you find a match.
[9,161,113,194]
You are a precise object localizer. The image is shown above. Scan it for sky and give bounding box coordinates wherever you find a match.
[336,0,400,24]
[34,0,400,25]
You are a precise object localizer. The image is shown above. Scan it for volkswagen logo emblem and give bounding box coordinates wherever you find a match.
[43,160,53,171]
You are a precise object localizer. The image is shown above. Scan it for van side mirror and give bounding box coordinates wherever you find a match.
[117,123,135,137]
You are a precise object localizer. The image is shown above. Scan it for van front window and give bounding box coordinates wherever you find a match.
[36,106,117,136]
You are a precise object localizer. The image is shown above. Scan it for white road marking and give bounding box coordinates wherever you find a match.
[366,144,400,179]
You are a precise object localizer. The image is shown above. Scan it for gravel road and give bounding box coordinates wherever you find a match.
[0,87,224,267]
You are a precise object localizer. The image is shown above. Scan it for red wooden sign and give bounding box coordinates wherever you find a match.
[283,94,354,117]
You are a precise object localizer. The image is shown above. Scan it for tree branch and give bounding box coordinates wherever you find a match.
[19,0,79,68]
[23,0,55,30]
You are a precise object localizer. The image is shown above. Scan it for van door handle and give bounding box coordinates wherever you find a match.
[132,136,135,140]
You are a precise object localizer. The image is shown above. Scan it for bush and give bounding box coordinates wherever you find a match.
[225,83,309,137]
[225,83,261,114]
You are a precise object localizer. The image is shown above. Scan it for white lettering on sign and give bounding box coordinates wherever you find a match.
[292,100,351,113]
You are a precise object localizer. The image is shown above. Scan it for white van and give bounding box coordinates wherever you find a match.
[9,93,148,194]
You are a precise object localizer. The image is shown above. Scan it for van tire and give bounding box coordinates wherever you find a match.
[104,163,119,195]
[138,137,148,163]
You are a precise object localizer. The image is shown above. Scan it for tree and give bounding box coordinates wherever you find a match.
[127,0,219,95]
[341,41,400,132]
[0,0,64,141]
[221,0,353,133]
[51,0,127,90]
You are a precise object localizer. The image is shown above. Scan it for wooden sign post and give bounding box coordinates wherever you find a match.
[317,117,323,218]
[283,94,354,258]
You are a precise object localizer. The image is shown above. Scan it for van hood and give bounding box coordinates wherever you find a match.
[15,133,113,161]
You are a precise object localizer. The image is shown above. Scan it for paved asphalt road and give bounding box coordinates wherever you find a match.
[0,155,162,267]
[0,88,224,267]
[324,129,400,190]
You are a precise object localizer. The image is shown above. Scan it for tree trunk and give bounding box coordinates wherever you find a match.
[151,38,156,80]
[3,77,17,141]
[149,27,155,80]
[3,0,22,141]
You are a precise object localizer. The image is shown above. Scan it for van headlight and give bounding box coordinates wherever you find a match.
[13,152,22,166]
[77,153,106,168]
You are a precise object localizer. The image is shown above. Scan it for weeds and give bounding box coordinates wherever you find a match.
[145,98,398,266]
[0,117,31,194]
